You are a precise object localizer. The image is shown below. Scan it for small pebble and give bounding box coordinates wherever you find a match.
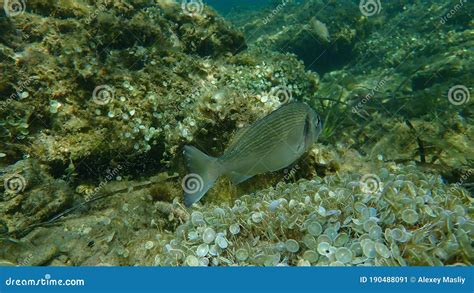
[202,228,216,244]
[196,244,209,257]
[185,255,199,266]
[229,224,240,235]
[335,247,353,263]
[235,248,249,261]
[307,221,322,236]
[144,241,154,250]
[215,235,228,249]
[401,209,419,224]
[20,91,29,99]
[251,212,264,223]
[285,239,300,253]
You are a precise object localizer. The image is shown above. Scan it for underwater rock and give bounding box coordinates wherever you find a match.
[24,243,59,266]
[0,159,72,235]
[231,0,367,73]
[0,0,317,180]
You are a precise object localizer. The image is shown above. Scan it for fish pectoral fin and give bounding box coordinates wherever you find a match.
[228,172,253,185]
[295,139,305,154]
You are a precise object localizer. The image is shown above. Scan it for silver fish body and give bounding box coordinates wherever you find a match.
[183,102,322,206]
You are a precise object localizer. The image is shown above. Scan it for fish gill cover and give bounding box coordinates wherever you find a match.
[0,0,472,267]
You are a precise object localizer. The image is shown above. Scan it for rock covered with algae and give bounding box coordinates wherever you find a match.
[228,0,370,73]
[0,0,318,178]
[0,159,72,234]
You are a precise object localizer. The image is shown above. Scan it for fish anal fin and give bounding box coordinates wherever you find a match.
[228,171,253,185]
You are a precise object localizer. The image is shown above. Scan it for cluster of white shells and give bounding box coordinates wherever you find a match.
[155,162,472,266]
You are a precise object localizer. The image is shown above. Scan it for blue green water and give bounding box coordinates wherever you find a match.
[206,0,273,14]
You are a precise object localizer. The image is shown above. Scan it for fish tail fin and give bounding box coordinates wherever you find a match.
[182,145,220,207]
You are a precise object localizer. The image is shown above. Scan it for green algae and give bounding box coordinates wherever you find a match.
[0,0,315,176]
